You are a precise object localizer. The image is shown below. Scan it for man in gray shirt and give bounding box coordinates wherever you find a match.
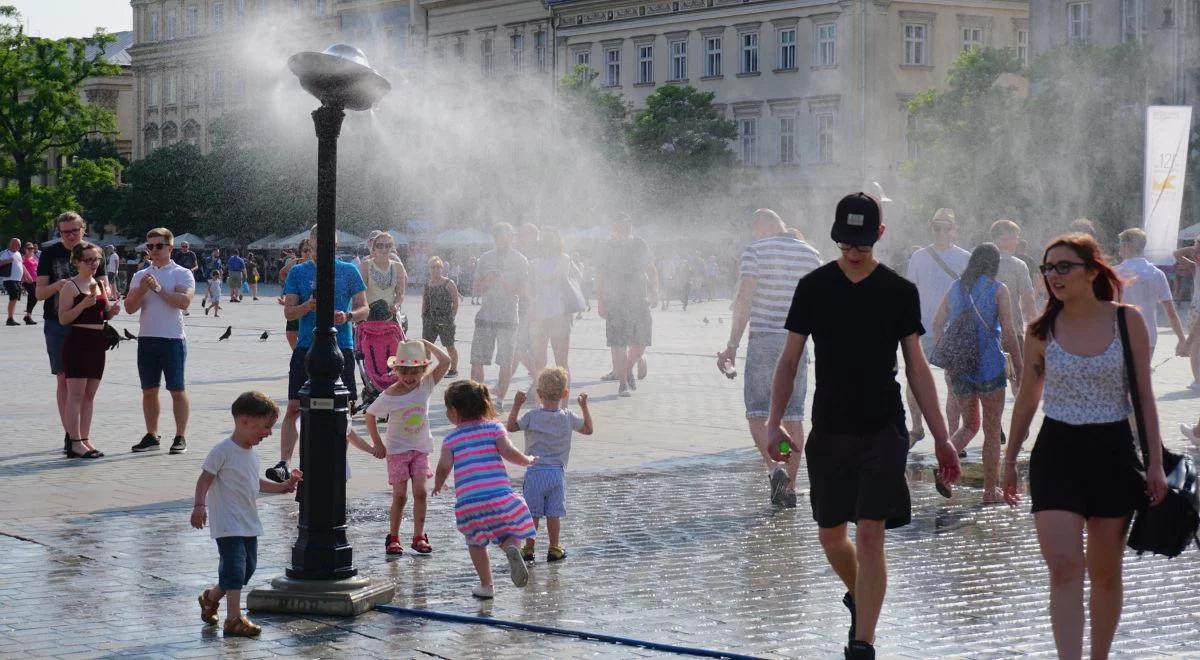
[470,222,529,409]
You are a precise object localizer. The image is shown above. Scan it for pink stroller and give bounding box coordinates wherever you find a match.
[354,316,406,412]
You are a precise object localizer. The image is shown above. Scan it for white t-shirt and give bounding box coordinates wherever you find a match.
[129,261,195,339]
[0,249,23,282]
[364,378,435,454]
[996,253,1034,326]
[201,437,263,539]
[1116,257,1172,347]
[106,252,119,274]
[906,244,971,335]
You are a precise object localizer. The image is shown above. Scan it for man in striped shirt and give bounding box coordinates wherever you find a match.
[718,208,822,507]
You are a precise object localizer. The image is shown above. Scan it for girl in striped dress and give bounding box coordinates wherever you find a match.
[433,380,537,599]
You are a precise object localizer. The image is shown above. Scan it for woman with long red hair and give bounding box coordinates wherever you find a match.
[1003,233,1167,659]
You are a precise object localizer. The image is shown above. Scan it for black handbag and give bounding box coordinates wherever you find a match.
[1117,306,1200,558]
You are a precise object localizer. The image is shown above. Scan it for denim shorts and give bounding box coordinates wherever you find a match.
[744,332,807,421]
[216,536,258,591]
[44,318,69,375]
[522,465,566,518]
[137,337,187,391]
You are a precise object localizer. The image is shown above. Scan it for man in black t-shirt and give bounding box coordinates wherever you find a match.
[767,193,960,660]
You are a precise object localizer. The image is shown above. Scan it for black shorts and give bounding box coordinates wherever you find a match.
[285,318,299,332]
[3,280,21,299]
[604,303,652,348]
[422,319,456,346]
[805,422,911,529]
[288,346,357,401]
[1029,417,1145,518]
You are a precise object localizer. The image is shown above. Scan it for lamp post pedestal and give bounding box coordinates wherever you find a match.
[249,46,395,617]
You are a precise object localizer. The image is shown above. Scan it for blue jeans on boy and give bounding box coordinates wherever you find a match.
[216,536,258,591]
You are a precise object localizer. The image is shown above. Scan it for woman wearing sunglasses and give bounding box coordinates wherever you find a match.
[360,233,407,322]
[57,242,121,458]
[1003,233,1168,659]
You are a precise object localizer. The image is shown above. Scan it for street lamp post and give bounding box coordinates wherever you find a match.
[247,44,395,616]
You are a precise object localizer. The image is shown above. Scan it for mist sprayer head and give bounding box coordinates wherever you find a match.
[288,44,391,111]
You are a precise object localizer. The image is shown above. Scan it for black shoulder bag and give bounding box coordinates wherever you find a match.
[1117,306,1200,558]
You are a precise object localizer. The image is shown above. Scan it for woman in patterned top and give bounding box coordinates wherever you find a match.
[433,380,536,600]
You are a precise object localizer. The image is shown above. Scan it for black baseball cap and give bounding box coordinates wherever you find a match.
[831,193,882,246]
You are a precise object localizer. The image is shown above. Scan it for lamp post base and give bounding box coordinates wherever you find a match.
[247,575,395,617]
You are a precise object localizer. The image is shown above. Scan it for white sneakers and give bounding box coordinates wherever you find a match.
[1180,422,1200,449]
[504,545,530,587]
[471,585,494,600]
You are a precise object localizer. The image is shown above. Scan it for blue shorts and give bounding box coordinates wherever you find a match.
[216,536,258,591]
[744,333,807,421]
[137,337,187,391]
[522,465,566,518]
[288,345,357,401]
[44,318,69,375]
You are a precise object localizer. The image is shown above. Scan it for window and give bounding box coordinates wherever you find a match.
[147,76,159,108]
[1016,29,1028,66]
[454,40,465,61]
[903,24,927,65]
[741,32,758,74]
[574,49,590,69]
[165,74,176,104]
[212,2,224,30]
[638,44,653,84]
[778,28,796,69]
[316,0,327,16]
[162,122,177,147]
[1067,2,1091,43]
[1122,0,1145,42]
[605,47,620,86]
[166,10,177,39]
[189,70,200,102]
[962,27,983,52]
[481,37,494,76]
[235,0,245,25]
[816,112,835,163]
[535,31,547,72]
[705,36,722,76]
[670,40,687,80]
[186,6,198,36]
[816,23,835,66]
[432,43,445,62]
[739,118,757,166]
[149,12,159,41]
[511,34,524,71]
[779,116,796,164]
[906,112,922,160]
[213,70,224,99]
[144,124,159,152]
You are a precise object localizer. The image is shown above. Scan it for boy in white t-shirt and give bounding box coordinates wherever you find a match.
[191,392,301,638]
[365,339,451,556]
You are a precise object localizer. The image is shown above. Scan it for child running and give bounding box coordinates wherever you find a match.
[505,367,593,562]
[365,339,451,556]
[433,380,537,599]
[191,391,302,637]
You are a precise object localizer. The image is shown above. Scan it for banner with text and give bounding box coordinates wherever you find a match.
[1143,105,1193,264]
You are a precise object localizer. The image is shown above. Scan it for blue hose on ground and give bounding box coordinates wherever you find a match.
[374,604,763,659]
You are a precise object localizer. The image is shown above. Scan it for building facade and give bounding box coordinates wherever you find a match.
[413,0,554,81]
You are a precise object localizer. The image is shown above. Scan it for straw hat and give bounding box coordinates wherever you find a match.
[387,340,431,368]
[931,208,956,224]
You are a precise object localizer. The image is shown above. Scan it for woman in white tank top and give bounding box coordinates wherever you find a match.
[1003,233,1167,659]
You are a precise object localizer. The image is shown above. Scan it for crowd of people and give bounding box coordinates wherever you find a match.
[9,197,1197,658]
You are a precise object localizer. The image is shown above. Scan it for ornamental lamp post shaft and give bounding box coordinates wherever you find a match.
[248,45,394,616]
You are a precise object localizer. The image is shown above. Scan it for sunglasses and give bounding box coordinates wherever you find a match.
[836,243,873,253]
[146,242,170,251]
[1039,261,1087,276]
[374,243,393,249]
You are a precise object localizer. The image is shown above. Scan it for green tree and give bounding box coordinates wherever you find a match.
[558,64,629,159]
[121,143,208,239]
[627,84,737,173]
[0,6,120,236]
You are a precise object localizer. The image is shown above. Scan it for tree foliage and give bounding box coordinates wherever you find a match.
[558,65,629,159]
[627,84,737,173]
[0,5,120,235]
[120,143,209,239]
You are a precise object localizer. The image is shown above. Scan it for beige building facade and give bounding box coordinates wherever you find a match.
[412,0,554,80]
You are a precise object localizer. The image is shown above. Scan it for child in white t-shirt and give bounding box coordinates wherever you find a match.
[190,392,302,637]
[365,339,450,556]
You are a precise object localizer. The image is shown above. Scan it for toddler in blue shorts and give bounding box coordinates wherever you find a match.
[190,392,302,637]
[505,366,593,562]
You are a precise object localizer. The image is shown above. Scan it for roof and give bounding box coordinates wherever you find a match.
[83,31,134,67]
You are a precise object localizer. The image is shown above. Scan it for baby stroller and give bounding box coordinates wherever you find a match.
[353,307,408,413]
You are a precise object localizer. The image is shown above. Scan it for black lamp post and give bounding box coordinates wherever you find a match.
[248,45,393,615]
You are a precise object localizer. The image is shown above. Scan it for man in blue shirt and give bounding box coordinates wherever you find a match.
[267,226,369,482]
[226,250,246,302]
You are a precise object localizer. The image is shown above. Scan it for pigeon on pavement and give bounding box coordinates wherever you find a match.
[218,326,232,341]
[123,328,137,341]
[259,330,269,341]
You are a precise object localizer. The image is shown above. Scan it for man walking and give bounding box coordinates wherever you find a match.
[989,220,1036,337]
[36,212,108,454]
[173,241,199,314]
[470,222,528,410]
[124,228,195,454]
[904,208,969,445]
[1,237,24,326]
[226,250,245,302]
[269,226,368,481]
[596,216,659,397]
[1116,228,1186,358]
[768,193,959,660]
[718,209,821,507]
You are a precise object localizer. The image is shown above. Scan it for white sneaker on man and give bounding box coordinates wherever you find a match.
[1180,422,1200,448]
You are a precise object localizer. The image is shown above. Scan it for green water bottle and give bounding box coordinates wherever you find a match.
[778,439,792,457]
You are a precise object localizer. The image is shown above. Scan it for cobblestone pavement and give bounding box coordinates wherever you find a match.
[2,288,1200,657]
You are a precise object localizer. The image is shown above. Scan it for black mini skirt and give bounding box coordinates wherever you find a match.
[1029,417,1146,518]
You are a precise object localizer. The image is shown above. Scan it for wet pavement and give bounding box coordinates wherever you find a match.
[3,289,1200,657]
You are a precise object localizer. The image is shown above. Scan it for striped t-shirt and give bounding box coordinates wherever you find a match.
[740,234,822,335]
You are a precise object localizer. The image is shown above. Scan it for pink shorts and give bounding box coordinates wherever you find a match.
[387,450,431,485]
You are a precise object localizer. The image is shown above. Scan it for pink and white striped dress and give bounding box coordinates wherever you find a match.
[445,421,536,547]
